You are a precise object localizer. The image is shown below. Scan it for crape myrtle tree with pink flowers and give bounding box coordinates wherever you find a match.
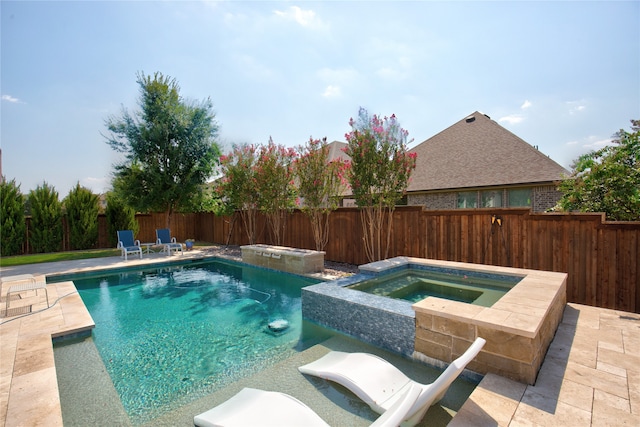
[294,137,349,251]
[254,138,297,246]
[217,139,297,246]
[218,108,414,254]
[344,107,417,262]
[217,144,259,244]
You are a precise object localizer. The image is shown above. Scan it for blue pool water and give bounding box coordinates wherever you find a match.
[67,259,319,423]
[349,268,522,307]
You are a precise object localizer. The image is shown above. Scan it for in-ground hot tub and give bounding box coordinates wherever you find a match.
[302,257,567,385]
[348,267,522,307]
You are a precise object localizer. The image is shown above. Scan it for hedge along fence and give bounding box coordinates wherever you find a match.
[23,215,109,254]
[19,207,640,314]
[22,213,200,253]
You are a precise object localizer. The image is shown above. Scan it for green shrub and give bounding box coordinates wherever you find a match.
[556,119,640,221]
[64,183,100,250]
[105,192,138,247]
[0,177,26,256]
[29,182,63,253]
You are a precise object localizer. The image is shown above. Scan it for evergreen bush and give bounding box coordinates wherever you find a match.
[29,182,63,253]
[105,192,138,247]
[0,178,26,256]
[64,183,100,250]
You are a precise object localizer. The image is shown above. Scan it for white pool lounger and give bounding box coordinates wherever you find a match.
[194,383,421,427]
[298,337,486,427]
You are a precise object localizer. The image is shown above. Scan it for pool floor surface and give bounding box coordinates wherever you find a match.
[55,333,475,426]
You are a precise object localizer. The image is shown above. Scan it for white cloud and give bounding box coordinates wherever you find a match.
[376,67,397,79]
[322,85,341,98]
[366,37,415,81]
[584,137,611,150]
[521,100,532,109]
[233,54,273,80]
[317,67,359,97]
[223,11,247,26]
[566,100,587,115]
[201,0,221,11]
[273,6,327,30]
[376,56,412,81]
[317,67,359,83]
[2,94,23,103]
[498,114,524,125]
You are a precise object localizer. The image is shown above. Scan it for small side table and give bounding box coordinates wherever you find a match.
[141,243,156,254]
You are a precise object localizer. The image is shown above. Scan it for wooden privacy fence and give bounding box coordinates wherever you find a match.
[418,208,639,313]
[20,207,640,313]
[191,207,639,314]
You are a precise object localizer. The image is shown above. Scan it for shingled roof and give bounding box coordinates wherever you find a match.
[406,111,569,192]
[326,140,350,163]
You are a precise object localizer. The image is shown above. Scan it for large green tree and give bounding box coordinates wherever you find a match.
[0,178,26,256]
[29,182,63,253]
[557,119,639,221]
[105,72,220,227]
[63,183,100,250]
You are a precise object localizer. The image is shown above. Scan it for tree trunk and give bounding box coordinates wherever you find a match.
[165,204,174,229]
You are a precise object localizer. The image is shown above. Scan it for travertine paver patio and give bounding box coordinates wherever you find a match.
[1,252,638,426]
[0,279,91,426]
[450,303,640,426]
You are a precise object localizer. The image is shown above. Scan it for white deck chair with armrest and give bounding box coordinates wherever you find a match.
[156,228,183,256]
[194,383,421,427]
[298,337,486,427]
[116,230,142,261]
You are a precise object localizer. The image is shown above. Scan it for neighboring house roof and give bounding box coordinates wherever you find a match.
[406,111,569,192]
[325,140,352,197]
[326,140,350,163]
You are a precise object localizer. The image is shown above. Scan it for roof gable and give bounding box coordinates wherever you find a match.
[407,112,569,192]
[326,140,350,163]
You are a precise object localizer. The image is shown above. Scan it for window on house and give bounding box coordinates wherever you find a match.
[482,190,503,208]
[509,188,532,207]
[457,191,477,208]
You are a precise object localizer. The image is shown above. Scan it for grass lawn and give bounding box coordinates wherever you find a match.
[0,249,121,267]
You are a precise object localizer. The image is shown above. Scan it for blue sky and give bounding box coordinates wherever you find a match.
[1,0,638,196]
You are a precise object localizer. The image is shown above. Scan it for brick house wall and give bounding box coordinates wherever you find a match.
[408,192,457,210]
[408,184,562,212]
[531,185,563,212]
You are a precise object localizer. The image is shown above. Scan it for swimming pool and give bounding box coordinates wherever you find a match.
[348,268,521,307]
[54,259,320,423]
